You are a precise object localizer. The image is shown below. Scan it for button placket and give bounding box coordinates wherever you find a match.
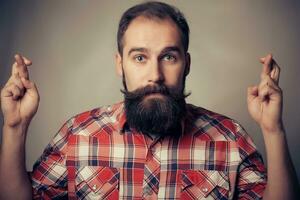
[143,138,161,198]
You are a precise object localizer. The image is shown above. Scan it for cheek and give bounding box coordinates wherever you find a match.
[122,64,147,91]
[164,67,185,86]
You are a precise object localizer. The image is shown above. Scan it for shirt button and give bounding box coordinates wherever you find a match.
[92,185,97,190]
[202,187,208,193]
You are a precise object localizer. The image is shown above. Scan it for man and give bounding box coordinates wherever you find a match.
[0,1,299,199]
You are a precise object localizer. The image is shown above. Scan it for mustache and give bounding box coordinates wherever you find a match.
[121,84,190,100]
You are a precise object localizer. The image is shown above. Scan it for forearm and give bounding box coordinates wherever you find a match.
[262,128,300,200]
[0,125,32,200]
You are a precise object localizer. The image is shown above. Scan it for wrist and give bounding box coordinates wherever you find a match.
[261,126,286,144]
[260,120,285,136]
[2,123,29,138]
[3,116,32,128]
[1,124,28,154]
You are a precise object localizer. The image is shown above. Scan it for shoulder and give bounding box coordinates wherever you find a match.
[186,104,253,143]
[186,104,259,159]
[58,101,124,137]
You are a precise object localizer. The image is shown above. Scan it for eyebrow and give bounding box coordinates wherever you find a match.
[128,48,148,56]
[127,46,182,56]
[160,46,182,55]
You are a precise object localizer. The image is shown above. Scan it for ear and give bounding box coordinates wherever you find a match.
[115,52,123,77]
[184,52,191,76]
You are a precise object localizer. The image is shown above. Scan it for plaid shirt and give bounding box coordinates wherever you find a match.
[31,101,266,199]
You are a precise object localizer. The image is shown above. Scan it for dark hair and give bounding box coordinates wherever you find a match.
[117,1,190,56]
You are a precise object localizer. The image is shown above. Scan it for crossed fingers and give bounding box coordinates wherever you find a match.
[12,54,32,79]
[258,54,282,101]
[260,54,280,84]
[4,54,32,100]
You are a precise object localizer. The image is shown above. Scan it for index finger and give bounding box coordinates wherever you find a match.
[12,54,31,79]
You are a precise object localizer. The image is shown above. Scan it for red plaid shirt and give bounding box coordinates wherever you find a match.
[31,101,266,199]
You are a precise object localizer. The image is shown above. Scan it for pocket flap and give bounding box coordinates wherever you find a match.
[182,170,229,197]
[77,166,119,193]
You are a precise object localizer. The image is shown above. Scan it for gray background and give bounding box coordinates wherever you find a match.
[1,0,299,181]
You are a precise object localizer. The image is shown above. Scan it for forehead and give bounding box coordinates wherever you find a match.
[123,16,183,54]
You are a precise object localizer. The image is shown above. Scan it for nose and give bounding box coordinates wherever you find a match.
[148,61,164,84]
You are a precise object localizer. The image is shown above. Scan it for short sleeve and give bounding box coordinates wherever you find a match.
[234,122,267,199]
[30,117,74,199]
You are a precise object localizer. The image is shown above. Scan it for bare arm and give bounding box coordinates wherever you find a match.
[0,125,32,199]
[247,54,299,200]
[262,128,299,200]
[0,54,39,199]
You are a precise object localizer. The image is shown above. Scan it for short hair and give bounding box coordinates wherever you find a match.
[117,1,190,56]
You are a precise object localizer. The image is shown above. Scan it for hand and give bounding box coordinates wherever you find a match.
[247,53,283,134]
[0,54,39,128]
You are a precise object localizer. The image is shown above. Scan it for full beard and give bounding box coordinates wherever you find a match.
[121,84,189,138]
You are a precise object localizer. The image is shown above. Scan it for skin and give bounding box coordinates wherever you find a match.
[115,16,190,98]
[248,54,299,199]
[0,16,299,199]
[0,54,38,199]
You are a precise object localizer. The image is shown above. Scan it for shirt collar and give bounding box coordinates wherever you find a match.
[108,101,127,133]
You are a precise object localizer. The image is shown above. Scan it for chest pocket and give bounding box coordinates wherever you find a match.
[75,166,119,200]
[181,170,230,200]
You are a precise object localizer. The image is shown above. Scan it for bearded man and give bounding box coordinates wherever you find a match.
[0,1,299,200]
